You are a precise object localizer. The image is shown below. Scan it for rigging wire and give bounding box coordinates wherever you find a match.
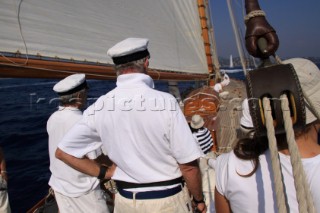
[226,0,248,75]
[0,0,29,65]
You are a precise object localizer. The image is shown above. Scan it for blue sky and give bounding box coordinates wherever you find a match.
[210,0,320,58]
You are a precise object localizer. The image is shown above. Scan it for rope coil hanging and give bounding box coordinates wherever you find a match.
[262,97,287,213]
[262,95,315,213]
[280,94,315,213]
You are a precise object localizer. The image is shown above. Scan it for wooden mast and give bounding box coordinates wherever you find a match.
[197,0,214,76]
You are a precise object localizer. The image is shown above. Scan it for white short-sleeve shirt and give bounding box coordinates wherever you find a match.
[59,73,202,184]
[215,150,320,212]
[47,107,101,197]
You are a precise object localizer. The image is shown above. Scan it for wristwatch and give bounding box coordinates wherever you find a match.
[193,195,205,204]
[97,165,108,180]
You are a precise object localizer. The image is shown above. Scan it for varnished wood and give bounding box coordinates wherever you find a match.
[0,56,209,81]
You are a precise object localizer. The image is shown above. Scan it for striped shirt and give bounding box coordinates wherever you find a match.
[192,127,214,154]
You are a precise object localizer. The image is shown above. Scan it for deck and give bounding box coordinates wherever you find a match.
[214,79,247,154]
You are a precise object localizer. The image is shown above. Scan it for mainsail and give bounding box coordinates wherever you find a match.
[0,0,215,80]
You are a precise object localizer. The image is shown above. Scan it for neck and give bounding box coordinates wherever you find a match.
[62,104,81,109]
[280,125,320,158]
[120,69,141,75]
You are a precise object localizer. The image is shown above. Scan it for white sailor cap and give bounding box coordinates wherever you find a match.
[240,98,255,138]
[107,38,150,65]
[240,98,254,128]
[191,114,205,129]
[53,74,88,96]
[283,58,320,124]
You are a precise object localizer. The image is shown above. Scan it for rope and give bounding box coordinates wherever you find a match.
[274,54,282,64]
[280,94,315,213]
[262,97,288,213]
[244,10,266,24]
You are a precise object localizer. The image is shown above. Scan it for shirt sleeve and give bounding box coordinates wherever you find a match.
[86,147,103,159]
[215,152,230,195]
[58,106,103,158]
[208,158,216,169]
[169,109,202,164]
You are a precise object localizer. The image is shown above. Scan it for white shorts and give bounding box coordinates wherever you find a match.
[55,188,109,213]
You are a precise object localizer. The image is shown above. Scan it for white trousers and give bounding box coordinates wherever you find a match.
[114,185,192,213]
[199,152,216,213]
[55,188,110,213]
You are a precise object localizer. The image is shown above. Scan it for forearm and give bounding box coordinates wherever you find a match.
[215,188,231,213]
[95,153,114,167]
[0,149,8,181]
[0,159,6,173]
[0,148,5,172]
[179,160,203,200]
[56,148,115,179]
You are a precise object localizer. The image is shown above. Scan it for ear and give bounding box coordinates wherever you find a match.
[144,58,149,68]
[315,123,320,132]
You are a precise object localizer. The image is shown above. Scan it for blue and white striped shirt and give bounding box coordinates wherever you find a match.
[192,127,214,154]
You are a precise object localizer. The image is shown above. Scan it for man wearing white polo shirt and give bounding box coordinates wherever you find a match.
[56,38,206,213]
[47,74,110,213]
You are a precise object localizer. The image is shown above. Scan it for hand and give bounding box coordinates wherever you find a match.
[220,74,230,87]
[1,172,8,182]
[193,202,207,213]
[245,16,279,58]
[105,163,116,179]
[192,196,207,213]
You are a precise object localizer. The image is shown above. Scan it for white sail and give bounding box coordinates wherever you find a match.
[0,0,209,74]
[229,55,234,68]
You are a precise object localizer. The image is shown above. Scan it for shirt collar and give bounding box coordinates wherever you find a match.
[116,73,154,88]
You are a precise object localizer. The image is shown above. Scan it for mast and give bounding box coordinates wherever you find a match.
[197,0,215,76]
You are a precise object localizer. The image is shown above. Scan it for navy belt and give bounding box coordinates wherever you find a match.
[115,177,183,189]
[118,185,182,200]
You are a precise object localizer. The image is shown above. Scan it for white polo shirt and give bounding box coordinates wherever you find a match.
[47,107,101,197]
[59,73,202,184]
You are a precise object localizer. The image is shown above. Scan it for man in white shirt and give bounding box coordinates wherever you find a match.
[47,74,111,213]
[55,38,206,213]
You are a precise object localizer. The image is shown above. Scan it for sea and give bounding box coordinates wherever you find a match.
[1,63,318,212]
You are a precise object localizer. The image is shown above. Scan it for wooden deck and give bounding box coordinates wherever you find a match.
[214,79,247,154]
